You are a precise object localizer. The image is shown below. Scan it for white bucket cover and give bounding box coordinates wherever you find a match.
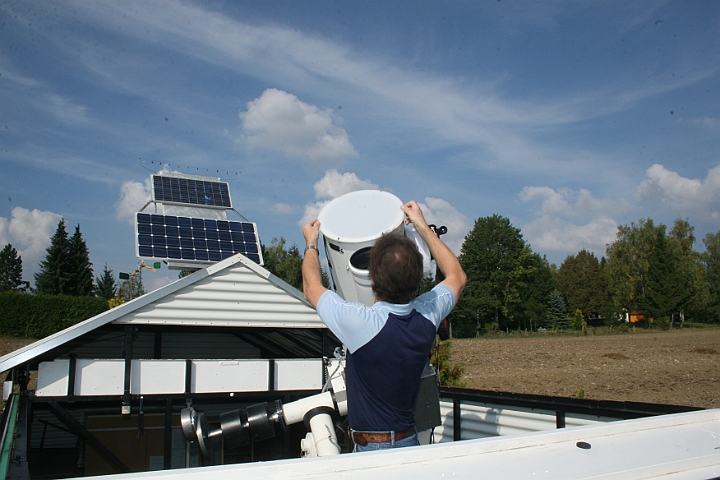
[318,190,404,243]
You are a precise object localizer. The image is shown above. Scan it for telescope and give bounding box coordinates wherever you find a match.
[181,357,347,461]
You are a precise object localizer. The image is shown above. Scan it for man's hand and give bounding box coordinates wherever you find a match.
[401,200,429,230]
[303,219,321,248]
[301,219,327,309]
[401,200,466,305]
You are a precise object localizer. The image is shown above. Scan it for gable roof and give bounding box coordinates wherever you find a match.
[0,253,323,374]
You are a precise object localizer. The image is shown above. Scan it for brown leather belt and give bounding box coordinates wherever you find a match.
[351,427,416,446]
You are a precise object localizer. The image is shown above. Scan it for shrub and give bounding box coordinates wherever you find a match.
[0,291,108,338]
[431,339,466,387]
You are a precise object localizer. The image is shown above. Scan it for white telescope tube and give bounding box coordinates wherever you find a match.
[307,412,340,456]
[282,391,334,425]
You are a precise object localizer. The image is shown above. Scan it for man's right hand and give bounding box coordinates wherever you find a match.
[401,200,429,231]
[401,200,466,306]
[303,219,321,248]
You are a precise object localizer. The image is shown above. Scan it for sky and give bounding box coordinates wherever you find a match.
[1,0,719,292]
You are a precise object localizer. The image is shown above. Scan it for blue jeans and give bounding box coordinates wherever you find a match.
[352,432,419,453]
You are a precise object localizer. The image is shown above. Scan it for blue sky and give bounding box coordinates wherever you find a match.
[1,0,719,292]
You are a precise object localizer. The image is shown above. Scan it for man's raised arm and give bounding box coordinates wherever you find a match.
[401,201,467,304]
[301,219,328,309]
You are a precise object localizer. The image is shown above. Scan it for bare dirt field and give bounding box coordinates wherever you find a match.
[450,327,720,409]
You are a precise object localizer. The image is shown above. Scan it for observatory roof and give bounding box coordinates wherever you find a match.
[0,253,323,374]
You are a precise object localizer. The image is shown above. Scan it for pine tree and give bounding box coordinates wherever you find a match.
[0,244,25,292]
[545,289,569,331]
[66,224,94,296]
[35,219,70,294]
[95,264,117,299]
[556,249,610,322]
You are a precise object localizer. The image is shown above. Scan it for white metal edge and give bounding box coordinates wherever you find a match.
[81,409,720,480]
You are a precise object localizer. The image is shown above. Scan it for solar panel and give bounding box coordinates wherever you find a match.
[135,213,262,265]
[151,175,232,208]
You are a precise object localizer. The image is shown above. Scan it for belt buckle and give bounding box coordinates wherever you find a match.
[352,431,369,446]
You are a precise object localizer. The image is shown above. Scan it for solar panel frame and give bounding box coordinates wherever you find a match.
[151,175,232,209]
[135,213,263,265]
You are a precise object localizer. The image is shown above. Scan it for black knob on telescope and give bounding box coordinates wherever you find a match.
[219,409,250,449]
[246,402,276,442]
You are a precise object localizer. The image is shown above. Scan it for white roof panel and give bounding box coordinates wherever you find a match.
[0,253,323,373]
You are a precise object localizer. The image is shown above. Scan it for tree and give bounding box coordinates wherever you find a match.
[556,249,609,323]
[95,264,118,299]
[514,253,555,331]
[0,244,26,292]
[259,238,332,291]
[35,219,70,294]
[545,289,569,330]
[452,215,535,335]
[606,218,663,316]
[606,218,700,323]
[702,231,720,321]
[668,219,706,325]
[66,224,94,296]
[118,275,144,301]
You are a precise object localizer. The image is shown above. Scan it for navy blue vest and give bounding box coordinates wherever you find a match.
[345,309,437,431]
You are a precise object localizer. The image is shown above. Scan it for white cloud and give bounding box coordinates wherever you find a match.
[0,207,64,278]
[300,170,379,225]
[116,177,152,224]
[239,89,358,163]
[637,163,720,220]
[522,216,618,260]
[416,197,470,255]
[521,186,629,218]
[47,94,89,124]
[519,186,626,260]
[313,169,378,199]
[271,203,293,214]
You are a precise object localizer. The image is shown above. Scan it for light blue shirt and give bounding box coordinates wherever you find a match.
[316,284,455,353]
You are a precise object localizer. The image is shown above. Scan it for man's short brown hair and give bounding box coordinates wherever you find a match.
[369,234,423,304]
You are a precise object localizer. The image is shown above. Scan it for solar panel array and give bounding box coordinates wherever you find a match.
[152,175,232,208]
[136,213,261,264]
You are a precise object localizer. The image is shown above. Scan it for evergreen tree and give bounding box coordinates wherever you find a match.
[35,219,70,294]
[95,264,118,299]
[545,289,569,330]
[66,224,94,296]
[515,253,555,331]
[556,249,609,323]
[0,244,26,292]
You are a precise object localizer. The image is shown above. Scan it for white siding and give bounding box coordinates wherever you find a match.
[115,268,322,328]
[434,400,616,442]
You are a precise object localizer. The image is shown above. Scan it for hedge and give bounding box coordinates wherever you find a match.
[0,291,108,339]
